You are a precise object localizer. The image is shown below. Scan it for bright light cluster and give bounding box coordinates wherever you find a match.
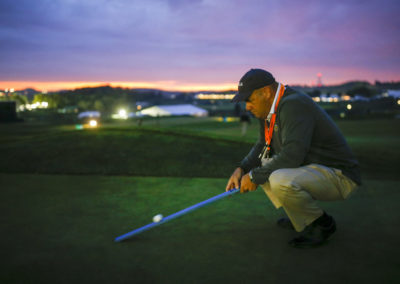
[312,95,351,103]
[111,108,129,119]
[196,94,235,100]
[19,101,49,111]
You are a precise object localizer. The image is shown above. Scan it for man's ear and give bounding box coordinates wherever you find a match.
[262,86,272,99]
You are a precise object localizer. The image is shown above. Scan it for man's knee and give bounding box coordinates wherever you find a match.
[269,168,316,208]
[269,169,300,195]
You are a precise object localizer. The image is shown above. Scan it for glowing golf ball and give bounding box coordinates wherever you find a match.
[153,214,163,223]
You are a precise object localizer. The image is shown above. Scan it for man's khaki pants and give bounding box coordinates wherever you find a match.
[261,164,358,232]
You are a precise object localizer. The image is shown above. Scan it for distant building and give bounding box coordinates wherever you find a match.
[195,93,236,100]
[140,104,208,117]
[312,93,369,103]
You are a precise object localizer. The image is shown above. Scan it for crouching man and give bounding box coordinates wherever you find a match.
[226,69,361,248]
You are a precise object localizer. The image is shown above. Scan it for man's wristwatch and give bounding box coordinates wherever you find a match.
[249,170,255,183]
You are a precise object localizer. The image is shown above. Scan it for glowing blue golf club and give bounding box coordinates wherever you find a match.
[114,188,239,242]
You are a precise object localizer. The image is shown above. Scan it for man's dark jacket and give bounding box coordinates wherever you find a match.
[239,86,361,185]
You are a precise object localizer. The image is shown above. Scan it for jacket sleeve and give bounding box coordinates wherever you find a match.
[239,119,264,173]
[251,99,315,184]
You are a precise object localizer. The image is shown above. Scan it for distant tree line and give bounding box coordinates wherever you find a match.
[4,80,400,112]
[304,80,395,98]
[0,93,28,106]
[28,86,193,113]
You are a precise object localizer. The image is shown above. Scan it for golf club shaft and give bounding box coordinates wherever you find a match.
[114,188,239,242]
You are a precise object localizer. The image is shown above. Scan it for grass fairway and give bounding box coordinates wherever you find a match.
[1,117,399,283]
[1,173,399,284]
[139,117,400,180]
[0,123,250,177]
[1,118,399,179]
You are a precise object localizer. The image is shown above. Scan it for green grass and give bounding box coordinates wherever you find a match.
[1,117,399,283]
[0,173,399,284]
[134,117,400,180]
[0,123,250,177]
[3,117,398,179]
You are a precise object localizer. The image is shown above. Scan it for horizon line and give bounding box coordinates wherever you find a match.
[0,79,393,93]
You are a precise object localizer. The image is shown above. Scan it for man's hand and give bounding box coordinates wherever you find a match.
[239,173,257,193]
[225,167,243,191]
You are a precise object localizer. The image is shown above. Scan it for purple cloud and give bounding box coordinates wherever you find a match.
[0,0,399,87]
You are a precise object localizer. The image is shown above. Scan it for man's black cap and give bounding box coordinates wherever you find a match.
[232,68,275,102]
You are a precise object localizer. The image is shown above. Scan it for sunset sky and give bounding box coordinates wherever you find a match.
[0,0,399,92]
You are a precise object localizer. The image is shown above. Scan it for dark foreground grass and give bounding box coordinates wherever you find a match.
[1,118,399,283]
[1,173,399,284]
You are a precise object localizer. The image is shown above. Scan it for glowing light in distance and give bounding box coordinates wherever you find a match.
[196,94,235,100]
[215,117,239,122]
[89,120,98,127]
[112,108,129,119]
[341,95,351,101]
[397,99,400,105]
[118,109,127,118]
[347,104,352,110]
[22,101,49,111]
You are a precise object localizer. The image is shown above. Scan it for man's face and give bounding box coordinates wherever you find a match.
[245,87,272,119]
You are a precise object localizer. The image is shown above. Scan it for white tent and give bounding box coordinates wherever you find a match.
[387,90,400,98]
[140,104,208,117]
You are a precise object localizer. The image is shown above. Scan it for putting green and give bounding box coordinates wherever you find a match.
[1,173,399,284]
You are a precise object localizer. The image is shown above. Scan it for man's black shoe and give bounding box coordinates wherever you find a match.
[289,215,336,248]
[277,218,295,230]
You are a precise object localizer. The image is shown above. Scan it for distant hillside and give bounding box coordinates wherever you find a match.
[12,80,400,101]
[295,80,400,97]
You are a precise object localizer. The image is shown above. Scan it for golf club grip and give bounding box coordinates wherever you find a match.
[114,188,240,242]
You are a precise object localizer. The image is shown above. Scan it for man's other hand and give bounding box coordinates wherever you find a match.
[240,173,257,193]
[225,167,243,191]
